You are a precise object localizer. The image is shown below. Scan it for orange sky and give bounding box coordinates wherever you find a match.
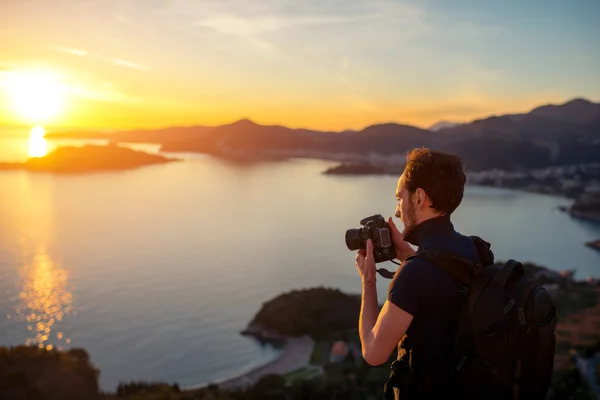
[1,0,599,131]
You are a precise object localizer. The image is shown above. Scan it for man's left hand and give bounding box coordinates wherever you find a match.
[355,239,376,284]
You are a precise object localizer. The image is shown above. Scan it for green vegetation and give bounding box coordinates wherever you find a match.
[283,366,323,384]
[309,342,330,366]
[243,288,361,340]
[0,345,99,400]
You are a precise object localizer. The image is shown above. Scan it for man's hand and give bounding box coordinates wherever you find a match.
[388,217,415,261]
[355,239,376,284]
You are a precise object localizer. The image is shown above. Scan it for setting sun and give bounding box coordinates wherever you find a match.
[5,69,66,123]
[29,126,48,158]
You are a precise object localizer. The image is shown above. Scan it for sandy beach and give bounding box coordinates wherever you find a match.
[213,336,315,390]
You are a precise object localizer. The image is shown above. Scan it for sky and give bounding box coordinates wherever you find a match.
[0,0,599,131]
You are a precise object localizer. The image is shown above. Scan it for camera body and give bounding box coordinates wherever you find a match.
[345,214,396,263]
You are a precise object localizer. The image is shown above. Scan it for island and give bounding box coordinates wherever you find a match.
[0,144,176,173]
[586,239,600,252]
[322,163,389,176]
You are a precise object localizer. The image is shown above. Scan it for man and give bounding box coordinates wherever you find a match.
[354,147,479,399]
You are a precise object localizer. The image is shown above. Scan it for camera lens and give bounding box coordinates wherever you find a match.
[345,228,363,250]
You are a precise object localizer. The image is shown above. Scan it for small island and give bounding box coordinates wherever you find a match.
[0,145,176,173]
[323,163,389,175]
[586,239,600,252]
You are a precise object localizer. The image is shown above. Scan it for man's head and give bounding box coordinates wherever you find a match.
[395,148,466,234]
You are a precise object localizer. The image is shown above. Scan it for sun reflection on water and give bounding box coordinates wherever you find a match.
[29,126,48,158]
[17,249,74,349]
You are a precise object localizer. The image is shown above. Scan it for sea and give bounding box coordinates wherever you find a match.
[1,132,599,391]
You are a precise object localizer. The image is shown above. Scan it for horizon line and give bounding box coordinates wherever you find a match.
[0,96,598,134]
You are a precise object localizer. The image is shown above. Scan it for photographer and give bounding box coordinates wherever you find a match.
[354,148,477,400]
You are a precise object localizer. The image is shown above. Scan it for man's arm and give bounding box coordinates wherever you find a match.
[355,239,414,366]
[359,283,413,366]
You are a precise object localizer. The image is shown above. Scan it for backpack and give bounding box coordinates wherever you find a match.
[382,236,557,400]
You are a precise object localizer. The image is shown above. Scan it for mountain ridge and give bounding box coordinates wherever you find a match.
[42,97,600,171]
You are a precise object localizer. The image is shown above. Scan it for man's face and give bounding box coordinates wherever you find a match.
[395,174,417,233]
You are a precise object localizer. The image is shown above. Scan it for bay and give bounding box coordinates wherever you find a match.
[0,136,599,391]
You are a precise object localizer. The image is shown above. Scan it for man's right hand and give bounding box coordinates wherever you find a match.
[388,217,415,262]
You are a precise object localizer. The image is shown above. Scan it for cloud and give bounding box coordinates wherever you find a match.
[50,45,88,57]
[195,13,374,37]
[48,44,149,71]
[111,59,149,71]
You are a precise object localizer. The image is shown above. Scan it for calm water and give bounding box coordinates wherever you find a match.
[1,135,600,391]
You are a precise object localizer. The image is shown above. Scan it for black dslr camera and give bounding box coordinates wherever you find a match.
[345,214,396,263]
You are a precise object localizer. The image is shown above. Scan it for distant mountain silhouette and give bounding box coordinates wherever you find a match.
[529,98,600,125]
[44,98,600,171]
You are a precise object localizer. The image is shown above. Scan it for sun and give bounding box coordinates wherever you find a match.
[4,69,67,123]
[29,126,48,158]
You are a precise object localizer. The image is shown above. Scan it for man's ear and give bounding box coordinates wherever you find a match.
[414,188,427,208]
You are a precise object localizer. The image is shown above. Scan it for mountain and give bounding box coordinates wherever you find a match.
[44,98,600,171]
[429,121,463,131]
[529,98,600,125]
[442,99,600,142]
[159,119,441,162]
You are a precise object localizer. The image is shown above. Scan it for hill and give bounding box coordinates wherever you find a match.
[241,288,361,341]
[44,98,600,170]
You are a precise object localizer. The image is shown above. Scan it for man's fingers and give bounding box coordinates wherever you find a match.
[388,217,403,239]
[366,239,374,259]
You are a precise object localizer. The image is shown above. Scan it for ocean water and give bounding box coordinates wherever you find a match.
[1,135,599,391]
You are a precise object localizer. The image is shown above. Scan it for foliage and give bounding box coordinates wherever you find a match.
[0,345,100,400]
[246,287,361,338]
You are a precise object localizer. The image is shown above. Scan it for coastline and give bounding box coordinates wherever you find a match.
[188,336,315,391]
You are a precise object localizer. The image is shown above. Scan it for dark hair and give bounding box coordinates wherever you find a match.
[402,147,466,215]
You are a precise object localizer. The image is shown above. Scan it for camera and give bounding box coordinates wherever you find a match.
[345,214,396,263]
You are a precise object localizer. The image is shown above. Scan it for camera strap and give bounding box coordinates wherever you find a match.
[376,267,397,279]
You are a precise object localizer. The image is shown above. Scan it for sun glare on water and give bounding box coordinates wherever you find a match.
[29,126,48,158]
[5,69,66,122]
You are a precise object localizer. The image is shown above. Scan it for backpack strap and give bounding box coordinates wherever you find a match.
[376,236,493,281]
[406,248,476,287]
[493,260,524,287]
[469,236,494,265]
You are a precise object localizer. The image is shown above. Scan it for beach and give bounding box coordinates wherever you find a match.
[212,336,315,390]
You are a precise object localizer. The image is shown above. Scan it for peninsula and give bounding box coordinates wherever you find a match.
[241,287,361,341]
[0,144,176,173]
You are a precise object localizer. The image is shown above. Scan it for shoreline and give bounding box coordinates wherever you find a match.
[187,336,315,391]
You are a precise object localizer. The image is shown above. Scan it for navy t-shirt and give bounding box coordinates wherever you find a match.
[387,216,479,397]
